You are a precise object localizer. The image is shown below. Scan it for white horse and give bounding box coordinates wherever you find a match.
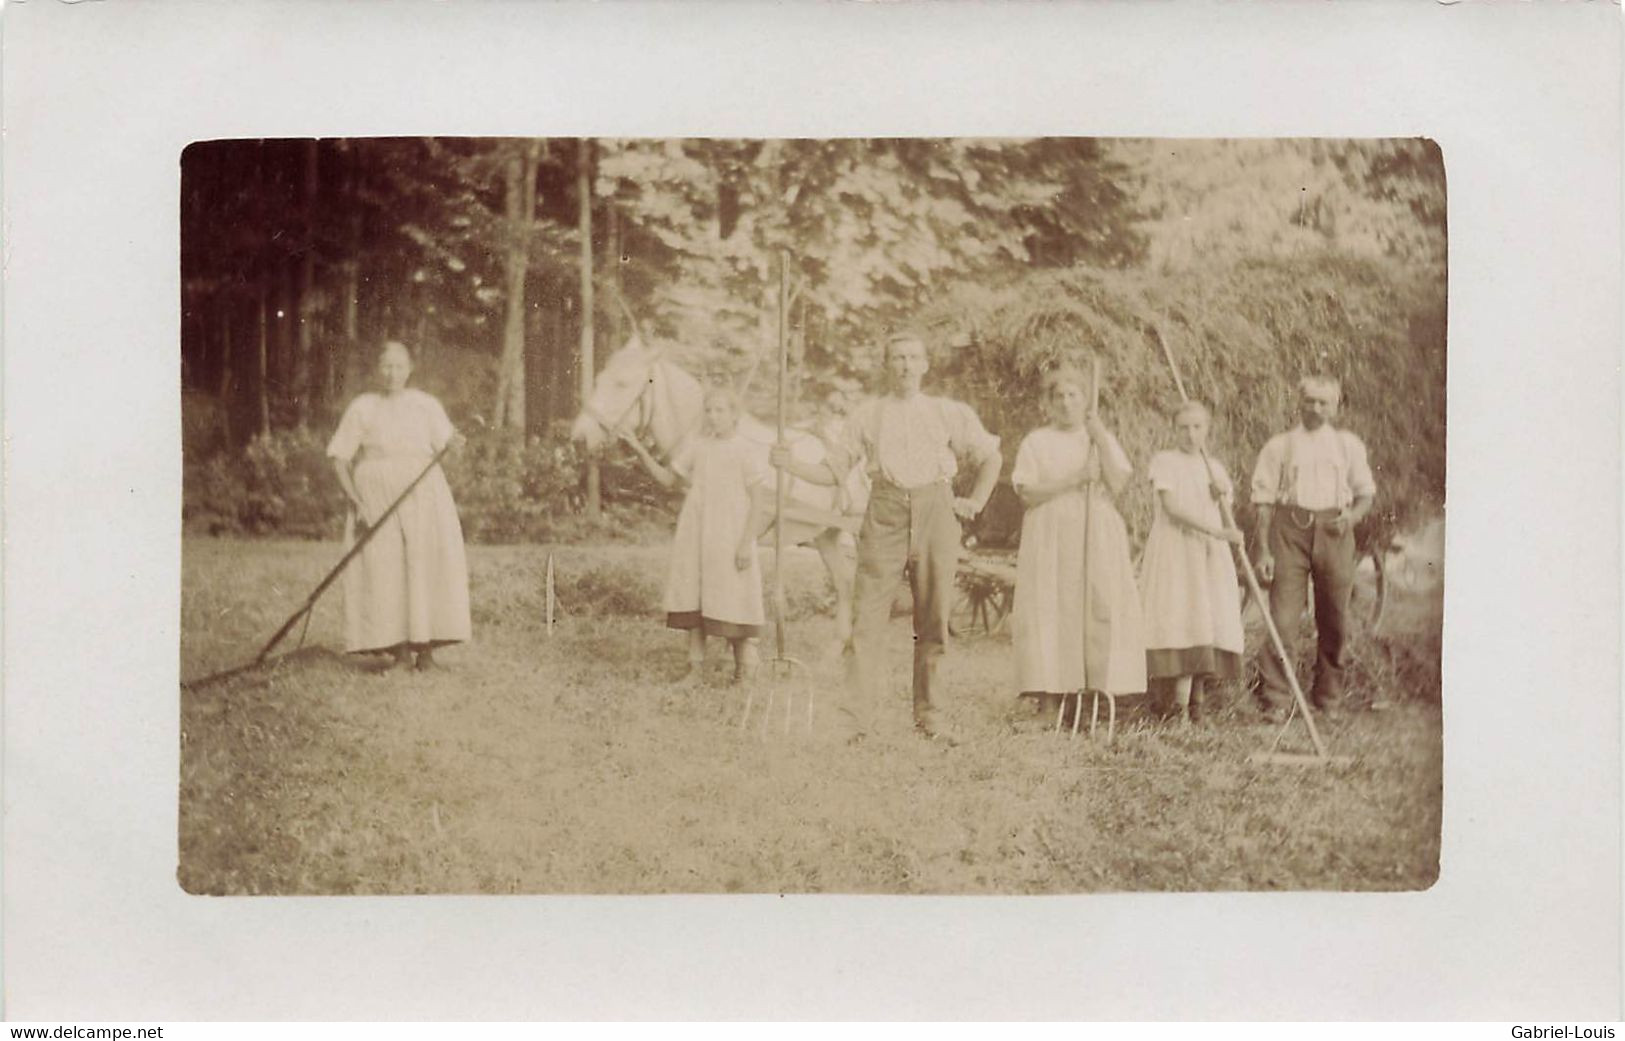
[571,335,864,644]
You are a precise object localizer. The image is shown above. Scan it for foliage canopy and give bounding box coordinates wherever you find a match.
[181,136,1446,545]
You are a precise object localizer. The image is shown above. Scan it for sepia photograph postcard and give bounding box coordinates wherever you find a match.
[176,135,1445,898]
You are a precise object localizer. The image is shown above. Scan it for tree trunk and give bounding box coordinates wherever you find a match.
[276,263,296,425]
[340,260,359,401]
[494,140,541,430]
[524,272,550,437]
[755,281,776,397]
[217,299,233,446]
[296,138,319,423]
[256,290,270,438]
[252,139,270,439]
[579,138,600,519]
[547,291,569,431]
[342,266,359,340]
[338,138,362,403]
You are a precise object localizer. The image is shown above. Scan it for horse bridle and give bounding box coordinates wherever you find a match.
[582,345,665,458]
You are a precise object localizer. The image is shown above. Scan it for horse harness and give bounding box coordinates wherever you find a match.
[582,346,675,463]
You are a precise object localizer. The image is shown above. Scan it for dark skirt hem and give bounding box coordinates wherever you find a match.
[350,638,465,656]
[666,612,763,640]
[1146,646,1242,680]
[1018,689,1142,700]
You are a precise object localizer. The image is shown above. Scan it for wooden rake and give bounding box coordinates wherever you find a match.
[180,425,471,692]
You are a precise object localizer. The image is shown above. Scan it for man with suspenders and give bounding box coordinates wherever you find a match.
[1250,375,1377,721]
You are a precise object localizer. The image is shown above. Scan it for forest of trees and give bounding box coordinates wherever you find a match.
[181,137,1446,545]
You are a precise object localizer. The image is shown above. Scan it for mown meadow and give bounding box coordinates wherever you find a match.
[179,537,1441,895]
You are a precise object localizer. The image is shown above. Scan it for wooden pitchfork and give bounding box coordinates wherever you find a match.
[740,250,810,737]
[1057,355,1115,742]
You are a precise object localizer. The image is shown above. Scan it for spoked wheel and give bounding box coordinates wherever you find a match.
[1352,548,1389,638]
[950,568,1013,638]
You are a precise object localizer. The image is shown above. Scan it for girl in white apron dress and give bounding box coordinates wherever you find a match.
[625,387,767,682]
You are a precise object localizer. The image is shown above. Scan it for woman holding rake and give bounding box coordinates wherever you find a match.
[327,340,471,673]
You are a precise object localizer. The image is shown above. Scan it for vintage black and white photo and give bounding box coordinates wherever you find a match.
[178,137,1445,895]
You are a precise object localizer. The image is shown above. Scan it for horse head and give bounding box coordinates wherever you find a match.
[570,334,702,457]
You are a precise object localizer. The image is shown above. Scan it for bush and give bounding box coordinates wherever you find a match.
[449,431,583,544]
[446,426,676,544]
[182,454,251,537]
[183,427,344,539]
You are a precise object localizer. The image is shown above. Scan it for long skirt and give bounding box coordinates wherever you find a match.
[1011,486,1147,695]
[342,454,471,653]
[663,490,764,640]
[1138,516,1244,680]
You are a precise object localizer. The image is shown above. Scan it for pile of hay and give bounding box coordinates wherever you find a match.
[922,252,1446,552]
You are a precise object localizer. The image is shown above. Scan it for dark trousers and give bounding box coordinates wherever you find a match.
[1257,507,1356,710]
[844,479,960,732]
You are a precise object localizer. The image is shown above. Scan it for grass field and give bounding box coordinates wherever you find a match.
[179,537,1442,895]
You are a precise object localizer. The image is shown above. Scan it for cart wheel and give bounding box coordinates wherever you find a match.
[1238,547,1389,641]
[1351,547,1388,638]
[950,570,1012,637]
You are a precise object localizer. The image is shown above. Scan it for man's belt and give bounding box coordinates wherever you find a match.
[872,473,952,495]
[1282,504,1342,525]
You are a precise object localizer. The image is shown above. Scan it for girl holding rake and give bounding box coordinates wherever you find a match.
[625,386,767,684]
[1138,400,1245,726]
[1010,365,1147,723]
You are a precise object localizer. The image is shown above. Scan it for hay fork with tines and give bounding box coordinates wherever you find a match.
[1052,358,1116,745]
[740,250,812,738]
[1053,690,1117,743]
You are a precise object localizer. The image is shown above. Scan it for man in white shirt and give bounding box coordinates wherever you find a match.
[771,332,1002,742]
[1250,375,1377,720]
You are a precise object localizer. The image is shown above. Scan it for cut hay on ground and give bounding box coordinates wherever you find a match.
[181,538,1442,895]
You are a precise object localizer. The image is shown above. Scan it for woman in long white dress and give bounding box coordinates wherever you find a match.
[1138,400,1245,724]
[327,341,471,671]
[1010,366,1147,719]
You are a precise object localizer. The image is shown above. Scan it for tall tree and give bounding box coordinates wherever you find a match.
[579,139,600,519]
[256,287,270,438]
[493,139,542,429]
[293,138,320,426]
[335,138,362,402]
[254,141,272,438]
